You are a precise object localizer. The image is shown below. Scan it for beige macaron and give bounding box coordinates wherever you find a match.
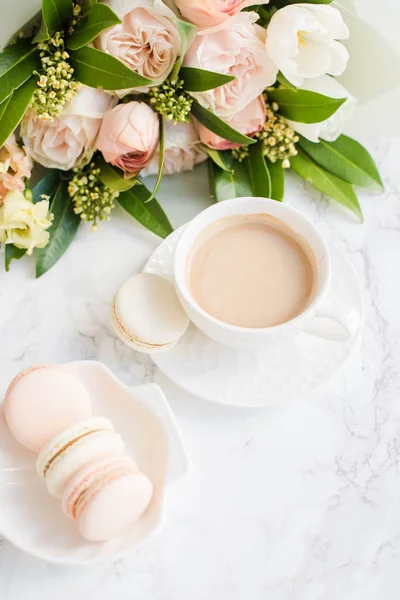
[36,417,125,498]
[111,273,190,353]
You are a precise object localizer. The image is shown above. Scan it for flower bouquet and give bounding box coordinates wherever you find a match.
[0,0,385,276]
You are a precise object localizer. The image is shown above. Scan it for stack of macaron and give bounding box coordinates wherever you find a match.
[112,273,190,353]
[3,364,153,542]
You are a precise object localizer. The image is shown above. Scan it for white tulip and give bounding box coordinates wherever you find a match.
[266,3,349,87]
[287,75,357,143]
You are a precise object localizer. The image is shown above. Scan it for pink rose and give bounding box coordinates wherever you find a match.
[0,133,32,203]
[21,87,115,171]
[96,102,159,178]
[142,119,207,176]
[183,12,277,117]
[96,0,181,94]
[197,95,266,150]
[175,0,268,29]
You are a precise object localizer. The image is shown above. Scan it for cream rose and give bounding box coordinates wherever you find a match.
[142,119,207,176]
[197,95,266,150]
[174,0,268,29]
[0,134,32,203]
[21,87,115,171]
[0,190,52,255]
[96,101,159,178]
[287,76,356,143]
[265,4,349,87]
[96,0,181,94]
[183,12,277,117]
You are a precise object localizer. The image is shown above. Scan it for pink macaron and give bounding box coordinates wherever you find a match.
[62,455,154,542]
[4,365,92,452]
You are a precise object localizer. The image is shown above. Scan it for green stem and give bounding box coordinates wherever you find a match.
[145,116,165,204]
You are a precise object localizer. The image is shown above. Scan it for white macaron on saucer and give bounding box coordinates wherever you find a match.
[0,361,189,565]
[144,226,363,408]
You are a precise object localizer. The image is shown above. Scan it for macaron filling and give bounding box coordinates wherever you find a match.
[71,462,138,521]
[43,428,104,477]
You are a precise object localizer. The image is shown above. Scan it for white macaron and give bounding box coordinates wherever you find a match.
[111,273,190,353]
[36,417,125,498]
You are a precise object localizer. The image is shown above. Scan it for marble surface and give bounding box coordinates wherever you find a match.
[0,138,400,599]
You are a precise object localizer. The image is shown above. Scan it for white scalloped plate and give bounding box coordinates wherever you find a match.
[144,227,363,408]
[0,361,189,564]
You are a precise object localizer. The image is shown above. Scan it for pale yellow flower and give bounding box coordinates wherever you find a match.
[0,191,53,255]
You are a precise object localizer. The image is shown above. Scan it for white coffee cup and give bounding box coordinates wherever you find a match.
[174,197,361,350]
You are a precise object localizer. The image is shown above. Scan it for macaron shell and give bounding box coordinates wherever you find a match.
[111,301,177,354]
[36,417,114,479]
[114,273,189,346]
[4,365,92,452]
[62,455,139,519]
[45,431,125,498]
[77,473,154,542]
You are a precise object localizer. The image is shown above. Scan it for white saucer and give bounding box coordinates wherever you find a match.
[0,361,189,565]
[144,227,363,408]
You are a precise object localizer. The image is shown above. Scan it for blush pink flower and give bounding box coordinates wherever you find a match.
[183,12,277,117]
[96,101,159,178]
[175,0,268,29]
[21,87,115,171]
[142,119,207,176]
[197,95,266,150]
[0,134,32,204]
[96,0,181,94]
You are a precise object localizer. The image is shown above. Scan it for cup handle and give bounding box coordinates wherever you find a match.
[300,300,362,342]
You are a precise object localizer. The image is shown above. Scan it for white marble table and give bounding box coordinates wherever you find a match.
[1,139,400,599]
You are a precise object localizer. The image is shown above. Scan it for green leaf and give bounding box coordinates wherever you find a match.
[42,0,74,33]
[267,158,285,202]
[66,4,121,50]
[32,19,49,44]
[0,96,11,122]
[180,67,235,92]
[0,95,11,121]
[246,142,271,198]
[298,135,384,192]
[5,245,26,272]
[69,46,152,90]
[291,149,363,222]
[267,88,346,124]
[83,0,98,8]
[35,179,80,278]
[169,19,197,83]
[209,158,252,202]
[242,5,272,26]
[191,101,256,146]
[32,170,61,203]
[145,116,165,203]
[118,184,173,238]
[276,72,297,91]
[96,156,137,192]
[0,77,36,148]
[0,38,40,104]
[274,0,332,6]
[203,147,233,173]
[175,18,197,61]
